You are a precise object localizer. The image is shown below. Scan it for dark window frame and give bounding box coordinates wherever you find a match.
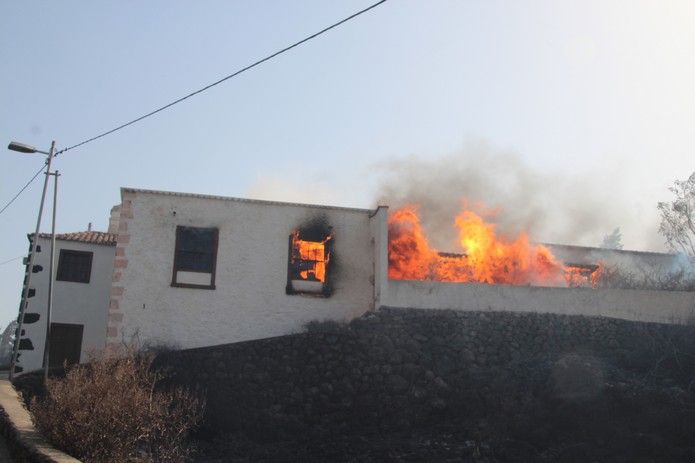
[56,249,93,284]
[171,226,219,290]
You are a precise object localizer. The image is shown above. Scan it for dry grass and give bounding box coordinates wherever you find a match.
[30,349,204,462]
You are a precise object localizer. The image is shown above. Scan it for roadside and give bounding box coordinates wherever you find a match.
[0,368,14,462]
[0,370,81,463]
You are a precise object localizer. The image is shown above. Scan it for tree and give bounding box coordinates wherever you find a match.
[0,321,17,367]
[600,227,623,250]
[658,172,695,256]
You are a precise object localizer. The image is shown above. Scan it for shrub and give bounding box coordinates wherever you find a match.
[595,263,695,291]
[30,349,204,462]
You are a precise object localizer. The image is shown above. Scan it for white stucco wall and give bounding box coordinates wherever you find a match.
[370,206,389,309]
[383,280,695,325]
[18,237,114,373]
[110,189,377,350]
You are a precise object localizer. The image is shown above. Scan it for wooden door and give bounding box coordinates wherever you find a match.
[49,323,84,368]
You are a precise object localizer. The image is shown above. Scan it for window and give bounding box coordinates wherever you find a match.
[57,250,93,283]
[49,323,84,368]
[286,230,333,296]
[171,226,218,289]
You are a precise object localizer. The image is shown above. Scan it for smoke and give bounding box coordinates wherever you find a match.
[374,141,661,252]
[247,174,340,206]
[671,252,695,276]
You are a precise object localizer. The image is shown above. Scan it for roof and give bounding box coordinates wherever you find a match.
[544,242,676,258]
[121,187,378,214]
[34,231,117,247]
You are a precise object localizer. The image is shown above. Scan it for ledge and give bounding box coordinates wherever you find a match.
[0,378,81,463]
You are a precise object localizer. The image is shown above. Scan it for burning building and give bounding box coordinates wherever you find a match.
[105,188,379,352]
[95,188,695,355]
[12,186,691,375]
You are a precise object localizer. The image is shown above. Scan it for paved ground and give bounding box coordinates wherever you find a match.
[0,374,79,462]
[0,370,12,461]
[0,370,14,462]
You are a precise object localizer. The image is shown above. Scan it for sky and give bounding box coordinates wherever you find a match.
[1,0,694,328]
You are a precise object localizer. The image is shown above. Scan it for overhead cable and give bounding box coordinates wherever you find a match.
[55,0,388,156]
[0,163,47,216]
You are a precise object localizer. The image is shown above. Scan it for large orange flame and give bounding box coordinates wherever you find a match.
[290,231,331,282]
[388,205,600,287]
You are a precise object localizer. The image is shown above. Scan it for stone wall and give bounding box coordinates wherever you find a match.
[156,308,695,444]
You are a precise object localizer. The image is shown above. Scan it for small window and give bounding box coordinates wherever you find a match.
[172,226,218,289]
[286,229,333,296]
[56,250,93,283]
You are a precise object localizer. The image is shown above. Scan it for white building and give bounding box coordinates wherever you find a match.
[106,188,386,350]
[14,231,116,373]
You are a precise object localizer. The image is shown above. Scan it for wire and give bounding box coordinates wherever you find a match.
[0,162,47,216]
[56,0,388,156]
[1,2,387,215]
[0,256,24,267]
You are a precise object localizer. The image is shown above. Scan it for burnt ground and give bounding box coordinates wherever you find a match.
[192,361,695,463]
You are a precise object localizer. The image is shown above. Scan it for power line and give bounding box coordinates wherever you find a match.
[0,163,47,216]
[56,0,388,156]
[0,256,24,267]
[1,1,387,217]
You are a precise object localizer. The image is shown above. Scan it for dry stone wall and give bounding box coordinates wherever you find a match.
[156,308,695,446]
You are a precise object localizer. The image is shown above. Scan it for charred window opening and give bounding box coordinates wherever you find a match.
[171,226,219,289]
[286,220,333,296]
[565,263,601,288]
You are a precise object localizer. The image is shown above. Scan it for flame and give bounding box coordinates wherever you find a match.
[564,263,604,288]
[290,231,331,282]
[388,205,600,287]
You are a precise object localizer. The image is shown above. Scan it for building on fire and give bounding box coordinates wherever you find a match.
[12,187,695,374]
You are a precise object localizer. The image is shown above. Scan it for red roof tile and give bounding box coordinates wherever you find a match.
[35,231,118,246]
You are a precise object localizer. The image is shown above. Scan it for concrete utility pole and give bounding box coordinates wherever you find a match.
[42,170,60,382]
[8,141,56,380]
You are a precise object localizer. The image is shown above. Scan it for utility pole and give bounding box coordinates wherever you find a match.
[42,170,60,382]
[8,141,56,380]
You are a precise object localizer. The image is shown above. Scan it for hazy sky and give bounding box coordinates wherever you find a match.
[1,0,694,327]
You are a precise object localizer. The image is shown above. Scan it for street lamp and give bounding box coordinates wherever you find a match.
[8,140,57,382]
[8,142,50,155]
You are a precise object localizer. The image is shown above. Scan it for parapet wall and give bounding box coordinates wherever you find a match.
[382,280,695,325]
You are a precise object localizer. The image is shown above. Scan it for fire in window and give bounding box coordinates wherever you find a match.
[286,225,333,296]
[564,263,602,288]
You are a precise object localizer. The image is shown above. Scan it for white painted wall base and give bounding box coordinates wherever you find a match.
[382,280,695,325]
